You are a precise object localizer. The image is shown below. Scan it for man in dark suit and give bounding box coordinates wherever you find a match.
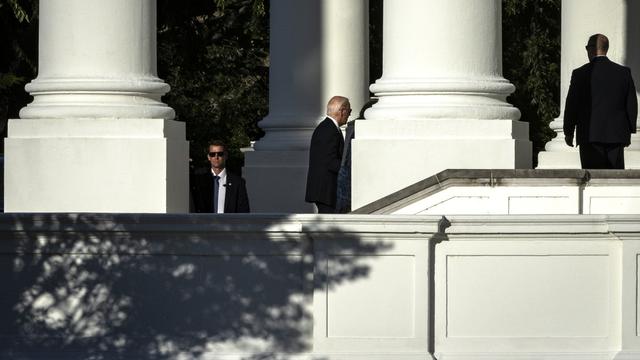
[192,140,250,213]
[305,96,350,213]
[564,33,638,169]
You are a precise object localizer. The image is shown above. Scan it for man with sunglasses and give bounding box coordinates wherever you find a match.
[192,140,250,213]
[305,96,350,213]
[564,33,637,169]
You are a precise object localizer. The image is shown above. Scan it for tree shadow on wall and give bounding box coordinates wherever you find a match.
[0,213,405,359]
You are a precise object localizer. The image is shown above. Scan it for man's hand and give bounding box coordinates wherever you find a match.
[565,136,574,147]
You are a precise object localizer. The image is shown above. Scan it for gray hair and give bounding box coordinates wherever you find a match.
[326,96,350,116]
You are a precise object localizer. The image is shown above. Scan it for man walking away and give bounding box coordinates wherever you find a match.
[305,96,350,213]
[564,33,638,169]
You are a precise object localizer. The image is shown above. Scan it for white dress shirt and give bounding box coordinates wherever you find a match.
[212,168,227,213]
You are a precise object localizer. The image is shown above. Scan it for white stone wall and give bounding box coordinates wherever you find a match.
[436,215,637,359]
[385,184,640,216]
[2,213,640,359]
[358,171,640,216]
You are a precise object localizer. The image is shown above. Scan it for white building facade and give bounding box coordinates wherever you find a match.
[3,1,640,359]
[4,0,639,213]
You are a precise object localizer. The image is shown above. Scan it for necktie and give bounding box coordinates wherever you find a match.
[213,175,219,213]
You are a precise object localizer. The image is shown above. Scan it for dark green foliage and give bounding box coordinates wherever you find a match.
[0,0,37,150]
[503,0,561,166]
[369,0,383,87]
[157,0,268,174]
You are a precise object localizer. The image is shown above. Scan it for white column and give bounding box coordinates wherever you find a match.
[4,0,188,213]
[538,0,640,168]
[243,0,369,212]
[21,0,174,120]
[351,0,531,209]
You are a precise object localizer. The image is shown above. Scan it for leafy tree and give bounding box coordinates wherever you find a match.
[503,0,561,166]
[157,0,268,174]
[0,0,37,152]
[369,0,383,86]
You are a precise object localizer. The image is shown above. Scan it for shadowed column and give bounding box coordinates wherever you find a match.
[243,0,369,213]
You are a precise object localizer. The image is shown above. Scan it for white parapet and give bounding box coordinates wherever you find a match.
[435,215,640,359]
[354,169,640,216]
[2,213,640,359]
[4,0,188,213]
[352,0,531,210]
[0,213,443,359]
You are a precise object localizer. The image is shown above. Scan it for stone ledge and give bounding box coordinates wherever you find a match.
[353,169,640,214]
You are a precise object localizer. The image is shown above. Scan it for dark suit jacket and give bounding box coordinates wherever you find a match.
[564,56,638,146]
[305,117,344,208]
[191,168,250,213]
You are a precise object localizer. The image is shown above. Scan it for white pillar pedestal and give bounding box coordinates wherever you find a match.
[538,0,640,169]
[4,0,188,213]
[243,0,369,213]
[352,0,531,209]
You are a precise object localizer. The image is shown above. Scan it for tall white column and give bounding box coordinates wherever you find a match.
[243,0,369,212]
[4,0,188,213]
[538,0,640,168]
[351,0,531,209]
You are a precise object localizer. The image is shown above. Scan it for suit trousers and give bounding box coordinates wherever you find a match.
[579,142,625,169]
[315,202,335,214]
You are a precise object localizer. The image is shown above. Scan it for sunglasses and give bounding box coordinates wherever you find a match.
[208,151,225,158]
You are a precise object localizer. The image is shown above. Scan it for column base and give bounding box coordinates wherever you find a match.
[537,148,581,169]
[351,119,532,209]
[243,151,316,213]
[537,148,640,169]
[4,118,188,213]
